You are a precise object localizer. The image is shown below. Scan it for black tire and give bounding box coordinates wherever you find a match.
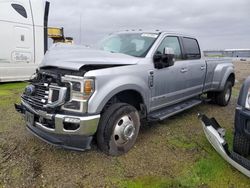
[233,133,250,157]
[97,103,140,156]
[215,81,232,106]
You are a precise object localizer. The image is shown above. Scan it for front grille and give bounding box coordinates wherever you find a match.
[21,70,70,111]
[22,82,50,110]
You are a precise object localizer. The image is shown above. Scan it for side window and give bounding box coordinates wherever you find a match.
[11,4,27,18]
[156,36,182,60]
[182,37,201,59]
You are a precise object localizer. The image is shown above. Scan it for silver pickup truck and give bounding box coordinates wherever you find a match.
[15,31,235,156]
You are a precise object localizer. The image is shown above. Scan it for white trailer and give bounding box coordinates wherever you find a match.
[0,0,49,82]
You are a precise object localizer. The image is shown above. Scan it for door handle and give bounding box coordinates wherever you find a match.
[200,66,206,70]
[180,68,188,73]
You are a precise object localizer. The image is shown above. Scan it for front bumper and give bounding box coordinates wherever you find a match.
[15,101,100,151]
[198,114,250,178]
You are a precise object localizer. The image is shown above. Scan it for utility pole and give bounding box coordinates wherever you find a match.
[79,14,82,44]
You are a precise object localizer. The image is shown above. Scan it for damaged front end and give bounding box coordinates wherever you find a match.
[15,68,100,151]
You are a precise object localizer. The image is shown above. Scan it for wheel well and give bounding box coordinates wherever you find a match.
[102,90,145,113]
[227,73,235,86]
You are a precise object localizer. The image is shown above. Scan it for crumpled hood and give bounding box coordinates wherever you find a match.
[40,44,140,70]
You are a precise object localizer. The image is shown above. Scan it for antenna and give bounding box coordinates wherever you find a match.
[79,14,82,44]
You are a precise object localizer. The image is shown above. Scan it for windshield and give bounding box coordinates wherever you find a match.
[98,33,159,57]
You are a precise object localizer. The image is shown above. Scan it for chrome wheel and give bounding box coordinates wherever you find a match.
[97,103,140,156]
[113,115,136,146]
[225,88,231,102]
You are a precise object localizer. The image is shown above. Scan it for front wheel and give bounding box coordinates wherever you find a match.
[97,103,140,156]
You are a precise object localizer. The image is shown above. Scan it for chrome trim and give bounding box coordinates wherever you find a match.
[44,86,67,108]
[35,122,55,132]
[61,75,89,113]
[37,110,53,120]
[63,127,81,133]
[61,75,85,83]
[32,114,100,136]
[21,100,53,120]
[22,99,100,136]
[21,99,39,115]
[55,114,100,135]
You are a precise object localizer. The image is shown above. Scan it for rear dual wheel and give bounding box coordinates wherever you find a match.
[97,103,140,156]
[208,81,232,106]
[216,81,232,106]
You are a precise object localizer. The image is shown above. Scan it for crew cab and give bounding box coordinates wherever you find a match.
[15,31,235,156]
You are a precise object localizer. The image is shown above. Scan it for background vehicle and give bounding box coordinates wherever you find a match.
[0,0,50,82]
[233,76,250,157]
[15,31,235,156]
[199,76,250,177]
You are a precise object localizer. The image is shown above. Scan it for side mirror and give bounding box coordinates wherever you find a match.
[153,47,175,69]
[163,47,175,66]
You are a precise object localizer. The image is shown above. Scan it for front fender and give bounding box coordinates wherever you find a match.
[87,75,150,114]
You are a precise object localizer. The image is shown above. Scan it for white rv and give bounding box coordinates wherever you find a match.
[0,0,49,82]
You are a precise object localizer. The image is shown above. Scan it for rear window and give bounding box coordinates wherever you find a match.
[182,37,201,59]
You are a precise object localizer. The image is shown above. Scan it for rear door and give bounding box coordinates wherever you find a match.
[181,37,206,97]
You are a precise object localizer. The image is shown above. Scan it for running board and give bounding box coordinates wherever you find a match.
[148,98,202,121]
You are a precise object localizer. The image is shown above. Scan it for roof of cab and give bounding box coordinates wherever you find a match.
[113,29,196,39]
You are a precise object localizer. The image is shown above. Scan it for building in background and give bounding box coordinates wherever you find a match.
[224,49,250,58]
[204,49,250,61]
[203,50,224,57]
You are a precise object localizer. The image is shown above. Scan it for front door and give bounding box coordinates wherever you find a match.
[150,36,189,111]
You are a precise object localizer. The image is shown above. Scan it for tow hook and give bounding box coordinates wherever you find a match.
[15,104,25,114]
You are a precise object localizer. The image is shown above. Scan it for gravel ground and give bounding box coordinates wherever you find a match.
[0,61,250,187]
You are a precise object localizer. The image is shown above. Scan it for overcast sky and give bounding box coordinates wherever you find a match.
[48,0,250,50]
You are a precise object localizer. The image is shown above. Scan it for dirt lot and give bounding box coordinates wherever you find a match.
[0,61,250,187]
